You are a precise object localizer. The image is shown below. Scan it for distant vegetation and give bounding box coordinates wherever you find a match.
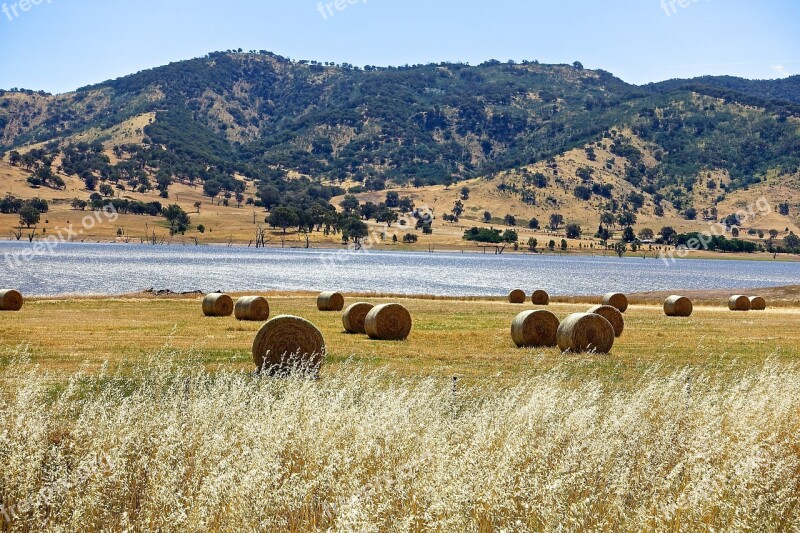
[1,52,798,245]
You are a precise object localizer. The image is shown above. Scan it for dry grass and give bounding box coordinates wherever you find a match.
[0,356,798,531]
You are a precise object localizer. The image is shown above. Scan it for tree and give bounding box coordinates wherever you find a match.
[504,214,516,226]
[203,180,221,205]
[71,198,87,211]
[9,151,21,166]
[452,200,464,218]
[528,218,540,230]
[268,206,300,233]
[614,241,627,258]
[548,240,556,250]
[99,183,114,197]
[376,208,399,226]
[163,204,191,234]
[785,232,800,250]
[549,213,564,230]
[684,207,698,220]
[576,167,594,183]
[623,226,636,243]
[574,185,592,201]
[344,218,368,246]
[19,205,40,228]
[565,223,582,239]
[197,224,206,234]
[527,237,538,252]
[483,211,492,223]
[731,227,740,238]
[769,229,779,240]
[460,187,470,200]
[502,229,518,243]
[638,228,654,241]
[385,191,400,208]
[340,195,360,214]
[194,201,202,213]
[660,226,678,245]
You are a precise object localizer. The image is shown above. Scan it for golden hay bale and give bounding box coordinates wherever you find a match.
[364,303,413,341]
[587,305,625,338]
[728,295,751,312]
[601,292,629,313]
[531,290,550,306]
[664,295,693,317]
[252,315,326,375]
[342,302,375,334]
[0,290,23,312]
[511,310,560,348]
[202,293,234,317]
[556,313,615,354]
[508,289,527,304]
[317,291,345,312]
[749,296,767,311]
[234,296,270,321]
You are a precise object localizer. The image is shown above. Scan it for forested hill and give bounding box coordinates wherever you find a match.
[1,51,799,208]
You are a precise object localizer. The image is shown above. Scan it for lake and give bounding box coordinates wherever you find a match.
[1,241,798,297]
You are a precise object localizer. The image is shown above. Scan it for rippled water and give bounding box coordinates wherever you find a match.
[1,241,798,297]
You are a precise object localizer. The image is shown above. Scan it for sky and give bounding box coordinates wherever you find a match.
[0,0,798,94]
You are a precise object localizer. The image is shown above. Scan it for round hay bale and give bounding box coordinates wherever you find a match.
[587,305,625,338]
[317,291,345,312]
[234,296,270,321]
[0,289,23,312]
[601,292,629,313]
[749,296,767,311]
[556,313,615,354]
[342,302,374,334]
[531,290,550,306]
[508,289,527,304]
[728,295,751,312]
[364,303,412,341]
[202,293,233,317]
[511,310,559,348]
[664,295,693,317]
[252,315,326,375]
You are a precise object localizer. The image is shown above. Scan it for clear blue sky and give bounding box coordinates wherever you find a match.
[0,0,798,94]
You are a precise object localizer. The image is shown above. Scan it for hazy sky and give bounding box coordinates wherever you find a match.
[0,0,798,94]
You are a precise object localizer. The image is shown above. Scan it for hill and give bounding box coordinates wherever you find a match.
[1,52,799,254]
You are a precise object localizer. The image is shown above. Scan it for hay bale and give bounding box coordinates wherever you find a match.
[364,303,413,340]
[0,289,23,311]
[342,302,375,334]
[728,295,751,312]
[749,296,767,311]
[234,296,270,321]
[587,305,625,338]
[508,289,527,304]
[511,310,559,348]
[202,293,234,317]
[556,313,615,354]
[601,292,629,313]
[531,290,550,306]
[317,291,345,312]
[252,315,326,375]
[664,295,693,317]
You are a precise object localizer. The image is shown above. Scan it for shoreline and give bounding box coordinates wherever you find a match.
[3,236,799,263]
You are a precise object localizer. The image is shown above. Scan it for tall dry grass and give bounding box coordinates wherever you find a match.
[0,352,798,531]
